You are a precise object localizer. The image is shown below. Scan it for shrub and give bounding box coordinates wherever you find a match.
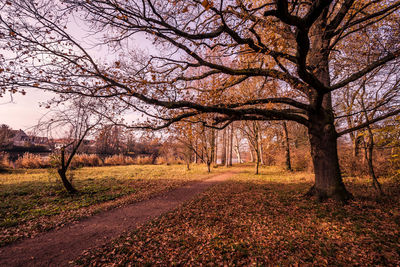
[134,155,153,165]
[155,156,185,165]
[155,156,168,165]
[339,148,393,178]
[0,153,10,171]
[104,154,136,166]
[15,153,50,169]
[291,148,313,172]
[71,154,103,168]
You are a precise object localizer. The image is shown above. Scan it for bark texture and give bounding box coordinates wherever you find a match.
[305,13,352,201]
[308,111,352,201]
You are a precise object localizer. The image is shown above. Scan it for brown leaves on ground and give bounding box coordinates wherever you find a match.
[76,167,400,266]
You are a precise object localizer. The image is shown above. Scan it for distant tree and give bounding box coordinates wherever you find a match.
[95,125,125,155]
[0,124,14,149]
[240,121,263,174]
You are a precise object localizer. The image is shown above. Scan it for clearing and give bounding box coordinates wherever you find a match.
[0,170,236,266]
[0,164,227,246]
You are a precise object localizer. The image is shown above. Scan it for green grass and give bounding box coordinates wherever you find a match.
[0,164,227,246]
[75,165,400,266]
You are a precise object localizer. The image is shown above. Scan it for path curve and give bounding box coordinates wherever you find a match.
[0,171,236,267]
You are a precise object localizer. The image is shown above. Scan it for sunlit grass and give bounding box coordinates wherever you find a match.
[233,165,314,184]
[0,164,227,246]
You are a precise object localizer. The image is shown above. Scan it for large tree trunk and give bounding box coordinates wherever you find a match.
[307,111,352,201]
[305,13,352,201]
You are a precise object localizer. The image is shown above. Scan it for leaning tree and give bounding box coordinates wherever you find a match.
[1,0,400,200]
[37,97,107,193]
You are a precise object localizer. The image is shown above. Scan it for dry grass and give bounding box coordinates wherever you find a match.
[103,154,135,166]
[14,153,50,169]
[133,155,153,165]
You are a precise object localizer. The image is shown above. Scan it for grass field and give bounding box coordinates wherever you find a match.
[0,164,226,246]
[75,166,400,266]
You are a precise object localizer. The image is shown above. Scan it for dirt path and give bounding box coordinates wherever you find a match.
[0,171,236,267]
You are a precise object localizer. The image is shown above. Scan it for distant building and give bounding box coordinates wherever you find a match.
[10,129,49,147]
[50,138,95,152]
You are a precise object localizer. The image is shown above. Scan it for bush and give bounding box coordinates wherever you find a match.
[104,154,136,166]
[155,156,185,165]
[0,153,10,171]
[155,156,168,165]
[291,148,313,172]
[71,154,103,168]
[134,156,153,165]
[339,148,393,178]
[15,153,50,169]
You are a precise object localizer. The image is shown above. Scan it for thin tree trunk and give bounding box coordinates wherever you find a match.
[57,169,77,193]
[363,116,383,195]
[249,148,254,162]
[234,132,242,163]
[255,148,260,175]
[234,146,241,164]
[185,147,191,171]
[225,127,229,167]
[259,135,264,165]
[229,124,233,166]
[58,148,77,194]
[283,121,292,171]
[221,128,226,166]
[214,130,218,165]
[186,161,190,171]
[210,129,215,169]
[193,139,198,164]
[254,123,260,174]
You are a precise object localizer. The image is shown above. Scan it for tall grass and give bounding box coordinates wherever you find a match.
[9,153,173,169]
[15,153,50,169]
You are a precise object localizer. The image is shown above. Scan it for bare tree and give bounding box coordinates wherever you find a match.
[240,121,262,174]
[38,98,104,193]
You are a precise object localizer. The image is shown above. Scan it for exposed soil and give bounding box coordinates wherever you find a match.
[0,171,236,267]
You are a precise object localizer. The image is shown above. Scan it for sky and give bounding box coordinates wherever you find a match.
[0,89,53,131]
[0,9,157,132]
